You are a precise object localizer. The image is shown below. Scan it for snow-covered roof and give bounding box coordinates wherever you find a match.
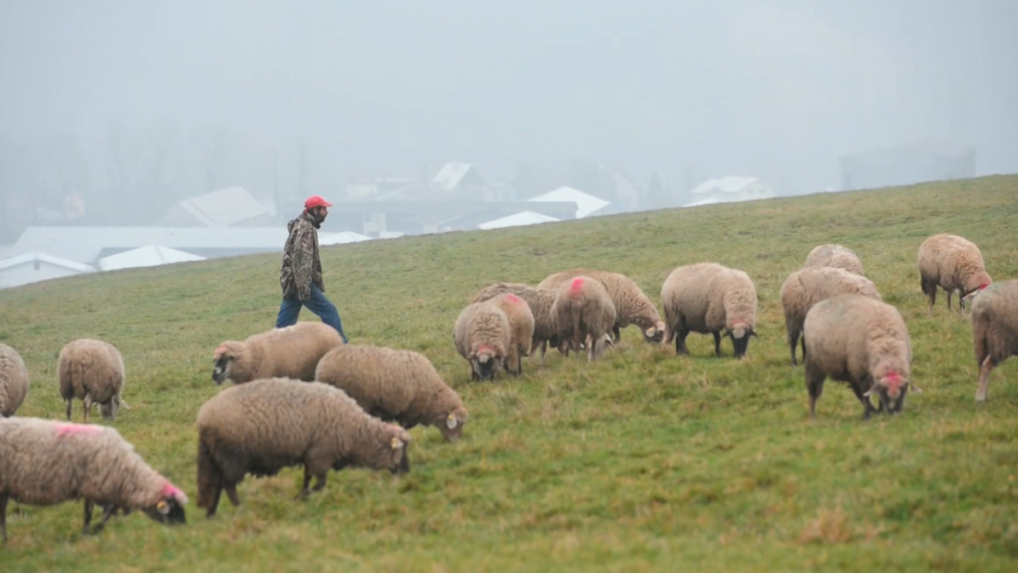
[527,186,609,219]
[431,163,473,191]
[97,245,206,271]
[683,197,727,207]
[477,211,560,230]
[175,186,272,227]
[689,176,760,195]
[0,252,95,273]
[378,231,405,239]
[318,231,373,246]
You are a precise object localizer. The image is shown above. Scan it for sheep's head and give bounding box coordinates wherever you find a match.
[727,321,759,358]
[143,483,188,526]
[439,407,469,441]
[865,367,921,414]
[472,346,499,381]
[211,341,243,385]
[99,394,124,420]
[386,425,411,474]
[961,276,992,308]
[642,320,667,344]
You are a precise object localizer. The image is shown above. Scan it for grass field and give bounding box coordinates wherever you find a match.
[2,175,1018,572]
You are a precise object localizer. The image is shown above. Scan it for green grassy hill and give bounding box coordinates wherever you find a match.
[2,175,1017,572]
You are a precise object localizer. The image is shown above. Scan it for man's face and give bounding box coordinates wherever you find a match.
[313,206,328,222]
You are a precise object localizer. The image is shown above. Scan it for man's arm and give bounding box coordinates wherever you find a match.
[291,227,314,300]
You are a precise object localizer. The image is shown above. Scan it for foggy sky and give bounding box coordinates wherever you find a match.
[2,0,1017,196]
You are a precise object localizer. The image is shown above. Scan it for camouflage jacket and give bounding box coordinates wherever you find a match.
[279,211,324,300]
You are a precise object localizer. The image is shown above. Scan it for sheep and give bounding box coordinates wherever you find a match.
[453,301,512,381]
[315,344,468,441]
[549,276,617,361]
[196,377,411,517]
[780,266,883,366]
[212,320,344,385]
[471,282,560,360]
[972,279,1018,403]
[918,233,993,314]
[0,343,29,418]
[660,262,759,358]
[0,416,188,542]
[482,292,535,375]
[537,269,667,345]
[804,244,865,276]
[802,294,921,419]
[58,338,129,423]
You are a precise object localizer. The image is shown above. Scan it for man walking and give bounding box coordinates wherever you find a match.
[275,194,349,343]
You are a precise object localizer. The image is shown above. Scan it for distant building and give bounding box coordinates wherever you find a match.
[477,211,560,230]
[527,186,610,219]
[97,246,206,272]
[0,252,95,289]
[430,162,495,201]
[839,141,976,190]
[158,186,275,227]
[685,177,774,206]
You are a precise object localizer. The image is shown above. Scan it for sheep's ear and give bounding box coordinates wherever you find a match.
[645,326,656,337]
[862,388,873,397]
[446,413,458,430]
[391,436,403,450]
[156,500,170,515]
[908,382,923,394]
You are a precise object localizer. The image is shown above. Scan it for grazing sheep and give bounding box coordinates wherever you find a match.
[0,416,187,542]
[804,244,865,276]
[972,279,1018,403]
[472,282,560,361]
[196,378,411,517]
[537,269,667,344]
[315,344,468,441]
[549,276,617,361]
[0,343,29,418]
[483,292,535,375]
[802,294,921,419]
[780,266,883,366]
[453,301,512,381]
[918,233,993,314]
[212,321,344,385]
[660,262,759,358]
[58,338,129,423]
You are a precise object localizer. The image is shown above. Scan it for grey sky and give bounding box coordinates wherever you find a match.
[2,0,1016,196]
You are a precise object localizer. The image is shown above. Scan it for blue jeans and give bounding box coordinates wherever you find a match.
[275,283,349,343]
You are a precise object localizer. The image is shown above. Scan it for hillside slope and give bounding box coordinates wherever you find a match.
[2,175,1017,572]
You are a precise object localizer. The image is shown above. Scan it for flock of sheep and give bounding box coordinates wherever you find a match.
[0,231,1016,545]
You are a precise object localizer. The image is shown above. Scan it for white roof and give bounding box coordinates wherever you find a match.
[12,226,288,263]
[97,246,206,271]
[478,211,560,230]
[527,186,610,219]
[689,176,760,195]
[0,252,95,273]
[431,163,473,191]
[683,197,727,207]
[176,186,272,227]
[378,231,405,239]
[318,231,373,246]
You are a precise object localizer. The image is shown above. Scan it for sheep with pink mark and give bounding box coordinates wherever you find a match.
[0,416,188,542]
[453,301,512,381]
[549,275,617,361]
[212,321,344,385]
[802,294,922,419]
[918,233,993,314]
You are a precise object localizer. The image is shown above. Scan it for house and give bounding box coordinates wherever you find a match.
[97,246,206,272]
[326,200,577,236]
[527,186,610,219]
[477,211,560,230]
[838,140,976,191]
[318,231,373,246]
[430,163,495,201]
[344,177,419,200]
[685,177,775,206]
[0,252,95,289]
[158,186,275,227]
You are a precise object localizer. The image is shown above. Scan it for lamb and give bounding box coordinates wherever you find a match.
[660,262,759,358]
[917,233,993,314]
[453,301,512,381]
[482,292,535,375]
[196,377,411,518]
[549,276,617,361]
[315,344,468,441]
[537,269,667,345]
[212,321,344,385]
[804,244,865,276]
[58,338,129,423]
[972,279,1018,403]
[0,416,188,542]
[471,282,560,360]
[780,266,883,366]
[0,343,29,418]
[802,294,921,419]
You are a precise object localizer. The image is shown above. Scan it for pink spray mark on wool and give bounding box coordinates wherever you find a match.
[161,482,189,505]
[476,345,494,355]
[570,277,585,293]
[505,293,522,304]
[885,370,903,389]
[213,345,229,359]
[55,423,102,437]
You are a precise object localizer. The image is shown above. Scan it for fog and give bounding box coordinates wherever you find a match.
[2,0,1017,221]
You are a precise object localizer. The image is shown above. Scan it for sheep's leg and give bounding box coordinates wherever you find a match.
[851,382,877,420]
[312,474,327,492]
[788,330,800,366]
[90,504,118,534]
[675,328,690,355]
[612,324,621,343]
[225,484,241,507]
[976,355,996,402]
[82,500,94,535]
[205,487,223,518]
[712,331,722,357]
[927,285,937,315]
[805,363,825,419]
[297,468,314,499]
[83,394,93,424]
[1,491,9,543]
[947,290,953,311]
[65,399,72,421]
